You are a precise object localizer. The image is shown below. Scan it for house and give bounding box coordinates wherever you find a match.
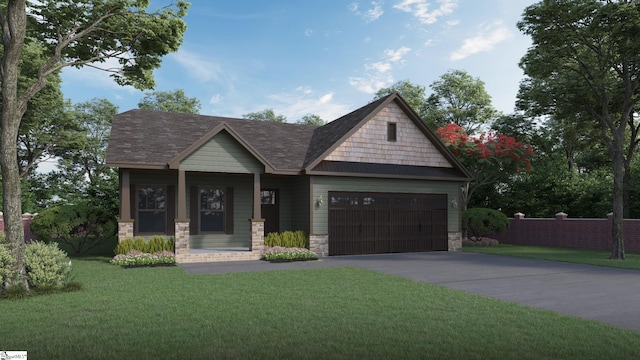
[106,93,471,263]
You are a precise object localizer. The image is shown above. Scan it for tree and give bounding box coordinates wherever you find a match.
[51,98,120,214]
[0,0,188,289]
[243,108,287,122]
[436,123,535,210]
[374,80,429,123]
[518,0,640,259]
[30,203,117,256]
[297,114,324,126]
[138,89,201,114]
[425,69,499,134]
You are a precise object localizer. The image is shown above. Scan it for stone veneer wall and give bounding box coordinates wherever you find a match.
[117,221,134,242]
[175,221,190,255]
[448,232,462,252]
[309,234,329,257]
[250,220,265,253]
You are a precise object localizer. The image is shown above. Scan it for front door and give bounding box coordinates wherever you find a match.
[260,189,279,235]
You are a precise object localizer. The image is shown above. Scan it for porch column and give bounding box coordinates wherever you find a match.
[175,169,190,255]
[250,172,265,253]
[117,169,134,242]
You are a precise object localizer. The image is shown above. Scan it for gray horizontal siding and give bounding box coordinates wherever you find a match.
[311,176,463,234]
[180,131,264,174]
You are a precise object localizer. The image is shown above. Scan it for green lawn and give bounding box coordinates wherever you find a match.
[1,258,639,359]
[463,243,640,271]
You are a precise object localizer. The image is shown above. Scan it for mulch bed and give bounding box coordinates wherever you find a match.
[263,258,319,263]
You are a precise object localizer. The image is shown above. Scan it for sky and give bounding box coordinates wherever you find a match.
[60,0,538,123]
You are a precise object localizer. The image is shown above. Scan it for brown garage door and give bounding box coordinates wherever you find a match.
[328,192,448,256]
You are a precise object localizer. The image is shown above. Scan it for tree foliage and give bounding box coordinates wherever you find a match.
[297,113,324,126]
[138,89,201,114]
[0,0,189,289]
[436,123,534,210]
[243,108,287,122]
[425,69,499,134]
[518,0,640,259]
[30,203,117,257]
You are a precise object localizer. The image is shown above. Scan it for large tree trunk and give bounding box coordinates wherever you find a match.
[610,138,625,260]
[0,0,29,288]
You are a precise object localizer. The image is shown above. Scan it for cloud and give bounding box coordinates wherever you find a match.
[450,21,512,61]
[349,46,412,94]
[60,56,139,93]
[350,1,384,22]
[169,49,223,82]
[393,0,457,25]
[384,46,411,62]
[304,28,314,37]
[209,94,222,104]
[265,88,351,121]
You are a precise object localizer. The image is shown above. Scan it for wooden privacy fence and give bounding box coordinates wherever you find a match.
[0,212,37,242]
[493,212,640,253]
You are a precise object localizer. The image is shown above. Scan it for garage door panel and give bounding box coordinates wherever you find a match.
[329,191,448,255]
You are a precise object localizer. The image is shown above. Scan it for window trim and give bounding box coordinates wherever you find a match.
[199,187,226,234]
[387,122,397,142]
[136,185,167,235]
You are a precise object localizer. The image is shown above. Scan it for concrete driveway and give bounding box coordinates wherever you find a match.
[181,252,640,333]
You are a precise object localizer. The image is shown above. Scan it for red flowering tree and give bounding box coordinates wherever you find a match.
[436,123,535,210]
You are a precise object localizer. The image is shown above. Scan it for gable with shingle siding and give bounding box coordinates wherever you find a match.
[324,101,453,168]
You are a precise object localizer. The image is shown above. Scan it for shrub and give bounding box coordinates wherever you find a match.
[261,246,317,261]
[30,203,117,256]
[133,237,148,252]
[115,238,135,255]
[147,236,166,253]
[24,242,73,290]
[110,250,176,266]
[264,231,308,248]
[166,237,175,252]
[462,208,509,240]
[0,242,16,287]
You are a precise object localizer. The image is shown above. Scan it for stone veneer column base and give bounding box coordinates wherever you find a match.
[175,221,190,256]
[309,234,329,257]
[448,232,462,252]
[250,220,265,254]
[117,221,134,242]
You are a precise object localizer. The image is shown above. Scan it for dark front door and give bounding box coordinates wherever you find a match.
[261,189,279,235]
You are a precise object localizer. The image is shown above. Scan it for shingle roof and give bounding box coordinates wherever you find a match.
[106,92,469,180]
[106,110,317,172]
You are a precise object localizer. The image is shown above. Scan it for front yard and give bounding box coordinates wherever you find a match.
[1,257,639,359]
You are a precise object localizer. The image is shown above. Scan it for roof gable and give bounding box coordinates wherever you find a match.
[324,101,452,168]
[303,93,469,178]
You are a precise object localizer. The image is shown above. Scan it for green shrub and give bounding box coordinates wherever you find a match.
[115,238,135,255]
[264,231,308,248]
[24,242,72,290]
[0,242,16,287]
[166,237,175,252]
[30,203,117,256]
[147,236,166,253]
[264,232,282,247]
[462,208,509,240]
[133,237,148,252]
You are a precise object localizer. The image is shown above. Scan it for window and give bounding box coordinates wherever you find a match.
[387,122,397,142]
[260,190,277,205]
[137,186,165,233]
[200,188,225,232]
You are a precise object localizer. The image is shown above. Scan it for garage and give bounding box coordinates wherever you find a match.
[328,191,448,255]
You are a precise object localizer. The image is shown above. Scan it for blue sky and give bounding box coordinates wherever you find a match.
[60,0,537,122]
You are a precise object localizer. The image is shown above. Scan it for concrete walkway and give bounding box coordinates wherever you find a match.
[181,252,640,333]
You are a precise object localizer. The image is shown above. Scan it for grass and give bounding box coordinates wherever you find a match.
[1,258,640,359]
[463,243,640,271]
